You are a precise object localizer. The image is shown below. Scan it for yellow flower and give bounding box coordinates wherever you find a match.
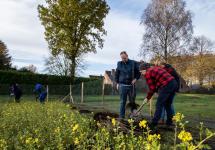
[63,114,67,118]
[188,145,196,150]
[25,137,32,144]
[74,137,79,145]
[72,124,79,132]
[178,130,193,142]
[147,134,161,142]
[54,127,60,133]
[112,118,116,126]
[34,138,39,144]
[0,139,7,148]
[139,120,147,128]
[128,119,134,124]
[173,113,184,123]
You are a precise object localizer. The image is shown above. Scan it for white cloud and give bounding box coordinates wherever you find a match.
[86,11,145,65]
[0,0,215,76]
[186,0,215,40]
[0,0,48,72]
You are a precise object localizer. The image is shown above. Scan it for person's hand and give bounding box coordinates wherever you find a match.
[143,98,149,104]
[132,79,137,85]
[116,84,119,90]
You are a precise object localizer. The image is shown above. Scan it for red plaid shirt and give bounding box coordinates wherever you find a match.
[144,66,174,100]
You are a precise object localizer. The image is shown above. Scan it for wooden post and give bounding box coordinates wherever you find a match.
[70,84,74,103]
[149,97,153,118]
[81,82,84,103]
[46,85,49,102]
[102,81,105,105]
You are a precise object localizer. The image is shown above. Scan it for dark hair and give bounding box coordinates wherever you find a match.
[120,51,127,55]
[139,63,151,71]
[160,62,167,66]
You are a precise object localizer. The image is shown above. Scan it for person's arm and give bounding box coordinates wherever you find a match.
[172,70,180,92]
[134,61,141,80]
[115,62,120,84]
[167,65,180,92]
[145,72,156,100]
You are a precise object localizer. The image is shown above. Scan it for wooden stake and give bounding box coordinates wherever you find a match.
[81,82,84,103]
[46,85,49,102]
[150,97,153,118]
[102,81,105,105]
[70,84,74,103]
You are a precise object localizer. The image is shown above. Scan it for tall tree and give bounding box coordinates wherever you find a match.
[189,36,215,86]
[38,0,109,83]
[140,0,193,62]
[0,40,12,70]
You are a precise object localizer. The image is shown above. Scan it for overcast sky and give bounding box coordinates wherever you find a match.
[0,0,215,76]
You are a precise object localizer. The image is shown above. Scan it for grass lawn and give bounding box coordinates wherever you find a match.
[1,93,215,119]
[79,93,215,119]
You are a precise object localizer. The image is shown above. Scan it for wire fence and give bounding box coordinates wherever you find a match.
[0,80,148,104]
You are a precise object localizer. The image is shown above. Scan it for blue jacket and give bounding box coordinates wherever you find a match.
[115,59,141,85]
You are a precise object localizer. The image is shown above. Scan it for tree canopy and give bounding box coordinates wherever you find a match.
[0,40,12,70]
[38,0,109,83]
[140,0,193,62]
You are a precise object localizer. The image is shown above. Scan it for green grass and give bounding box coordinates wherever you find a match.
[1,93,215,120]
[76,93,215,120]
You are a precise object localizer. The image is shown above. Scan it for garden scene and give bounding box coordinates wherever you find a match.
[0,0,215,149]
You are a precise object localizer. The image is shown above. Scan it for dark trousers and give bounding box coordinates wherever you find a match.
[39,92,47,103]
[119,84,136,118]
[152,80,177,125]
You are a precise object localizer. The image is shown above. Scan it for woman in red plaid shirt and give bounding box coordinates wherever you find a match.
[139,63,178,129]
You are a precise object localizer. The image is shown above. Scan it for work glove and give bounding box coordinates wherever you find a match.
[143,98,149,104]
[116,84,119,91]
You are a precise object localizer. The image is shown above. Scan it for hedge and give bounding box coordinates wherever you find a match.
[0,70,95,85]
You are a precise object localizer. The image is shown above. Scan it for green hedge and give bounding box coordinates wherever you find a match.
[0,70,94,85]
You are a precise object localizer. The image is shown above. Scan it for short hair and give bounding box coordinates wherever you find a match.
[139,62,151,71]
[154,59,166,66]
[120,51,128,56]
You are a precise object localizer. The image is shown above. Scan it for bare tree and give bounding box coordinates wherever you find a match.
[189,36,214,55]
[45,53,85,76]
[19,64,37,73]
[189,35,215,86]
[140,0,193,62]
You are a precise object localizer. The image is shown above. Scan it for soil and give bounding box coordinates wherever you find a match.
[72,103,215,149]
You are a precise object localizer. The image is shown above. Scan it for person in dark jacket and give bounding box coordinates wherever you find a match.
[159,62,180,123]
[154,61,180,124]
[10,83,22,103]
[34,83,47,103]
[139,63,178,128]
[115,51,141,118]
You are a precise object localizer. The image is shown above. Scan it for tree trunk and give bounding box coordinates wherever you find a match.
[164,30,168,63]
[70,57,76,84]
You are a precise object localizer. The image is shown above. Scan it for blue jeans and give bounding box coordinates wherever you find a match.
[161,103,175,121]
[152,80,177,125]
[119,84,136,118]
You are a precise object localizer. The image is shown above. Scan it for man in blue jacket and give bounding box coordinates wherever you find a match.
[115,51,141,118]
[34,83,47,103]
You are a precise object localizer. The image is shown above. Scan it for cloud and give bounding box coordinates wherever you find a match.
[0,0,215,76]
[185,0,215,40]
[86,10,145,64]
[0,0,48,72]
